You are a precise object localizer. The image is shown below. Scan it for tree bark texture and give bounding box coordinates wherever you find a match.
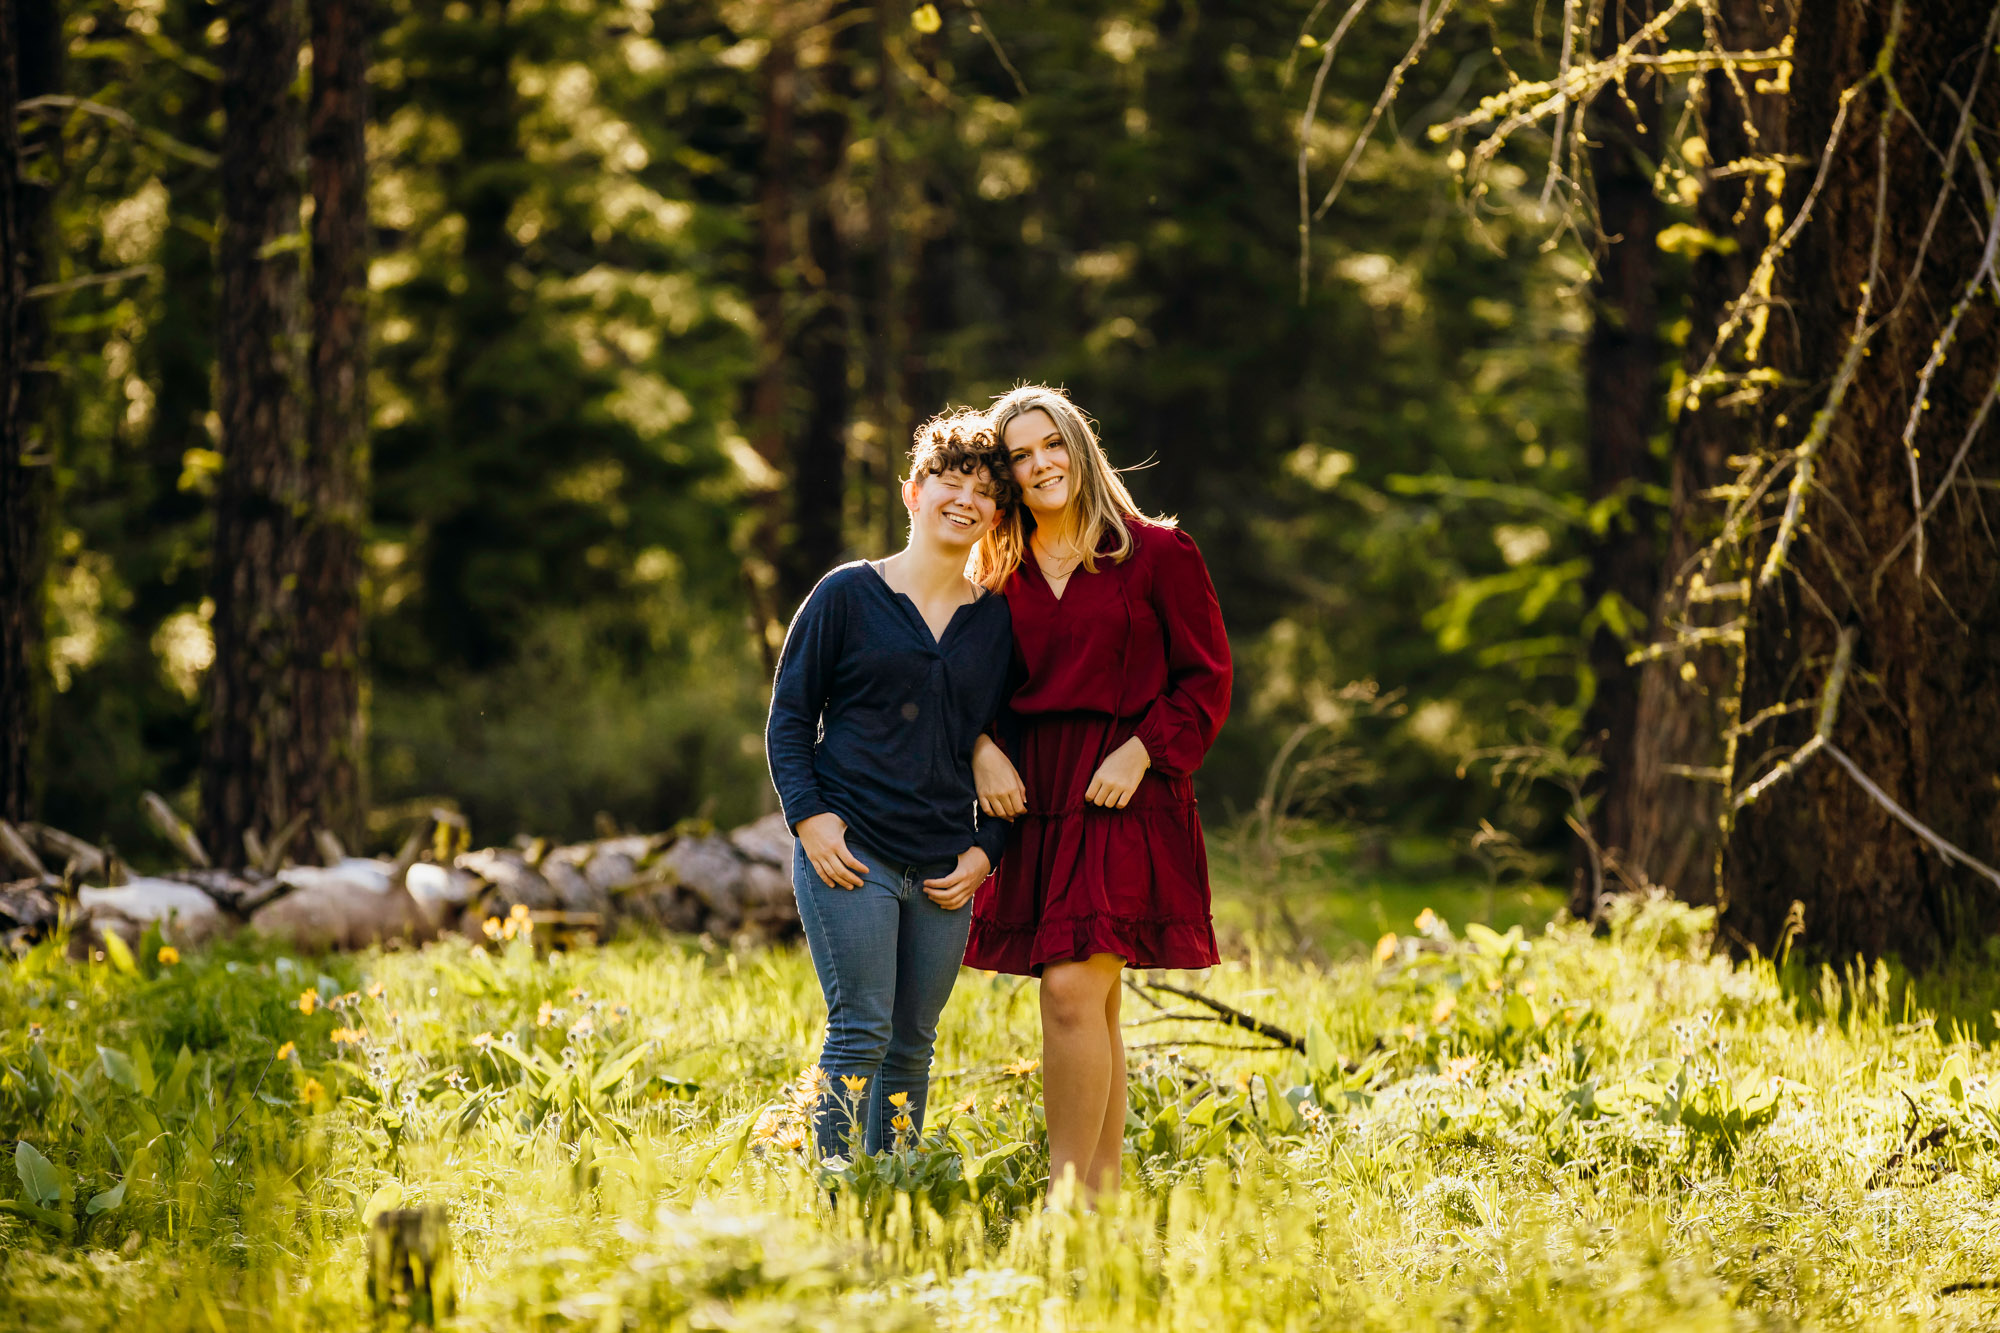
[1723,0,2000,962]
[788,36,855,607]
[1574,0,1665,915]
[1619,0,1794,905]
[203,0,306,867]
[745,2,857,616]
[745,20,798,666]
[0,0,60,824]
[865,0,921,557]
[298,0,372,849]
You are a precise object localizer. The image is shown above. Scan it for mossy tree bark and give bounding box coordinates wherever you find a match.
[1723,0,2000,961]
[1618,0,1795,905]
[202,0,307,866]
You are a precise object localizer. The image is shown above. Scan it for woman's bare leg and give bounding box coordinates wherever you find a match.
[1040,953,1124,1203]
[1083,969,1126,1194]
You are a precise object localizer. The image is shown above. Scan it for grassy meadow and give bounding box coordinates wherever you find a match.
[6,884,2000,1330]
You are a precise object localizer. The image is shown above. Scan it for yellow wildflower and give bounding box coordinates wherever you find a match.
[472,1032,494,1049]
[1374,933,1398,965]
[298,990,318,1016]
[1415,908,1438,933]
[1430,994,1457,1026]
[330,1027,367,1046]
[910,4,942,36]
[774,1122,808,1153]
[536,1000,555,1028]
[1442,1055,1478,1084]
[275,1041,297,1061]
[950,1094,978,1117]
[299,1077,327,1106]
[840,1074,869,1096]
[891,1112,914,1135]
[27,1022,42,1041]
[482,916,503,940]
[1004,1057,1040,1078]
[366,980,384,999]
[568,1013,594,1038]
[509,903,531,922]
[887,1091,910,1108]
[752,1108,788,1144]
[157,946,180,966]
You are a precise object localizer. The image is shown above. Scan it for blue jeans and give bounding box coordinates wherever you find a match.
[792,837,972,1158]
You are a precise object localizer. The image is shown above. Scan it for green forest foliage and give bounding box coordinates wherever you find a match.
[32,0,1625,861]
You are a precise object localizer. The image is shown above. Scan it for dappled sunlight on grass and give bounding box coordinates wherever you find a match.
[5,900,2000,1328]
[1208,830,1564,958]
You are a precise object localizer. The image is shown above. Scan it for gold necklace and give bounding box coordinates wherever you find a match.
[1032,538,1082,578]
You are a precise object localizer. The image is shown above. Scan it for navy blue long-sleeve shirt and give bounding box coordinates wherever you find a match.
[766,561,1013,869]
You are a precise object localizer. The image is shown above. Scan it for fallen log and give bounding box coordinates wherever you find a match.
[5,799,802,957]
[140,791,211,869]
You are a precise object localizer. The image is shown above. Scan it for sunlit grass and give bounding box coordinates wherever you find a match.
[1208,829,1564,956]
[5,898,2000,1330]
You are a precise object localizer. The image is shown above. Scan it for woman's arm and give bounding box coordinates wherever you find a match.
[975,734,1027,818]
[768,582,874,888]
[1129,527,1232,779]
[765,581,842,833]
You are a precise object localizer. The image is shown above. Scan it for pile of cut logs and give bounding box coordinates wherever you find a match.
[0,795,800,958]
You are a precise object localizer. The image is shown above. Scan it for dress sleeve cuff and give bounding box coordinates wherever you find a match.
[1131,713,1188,779]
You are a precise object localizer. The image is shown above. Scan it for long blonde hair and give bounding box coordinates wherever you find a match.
[971,385,1171,589]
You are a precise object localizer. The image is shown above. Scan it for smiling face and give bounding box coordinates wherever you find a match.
[1004,409,1071,520]
[903,462,1002,552]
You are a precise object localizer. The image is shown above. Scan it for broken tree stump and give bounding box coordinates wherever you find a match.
[367,1204,455,1328]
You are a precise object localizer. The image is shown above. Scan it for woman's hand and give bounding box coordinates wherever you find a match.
[974,734,1027,818]
[1085,736,1151,809]
[797,812,869,890]
[922,846,991,910]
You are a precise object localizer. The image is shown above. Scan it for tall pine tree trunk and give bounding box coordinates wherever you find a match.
[1618,0,1793,904]
[866,0,916,555]
[1,0,60,824]
[745,22,798,666]
[203,0,306,866]
[1723,0,2000,961]
[746,2,856,616]
[1574,0,1665,914]
[298,0,371,850]
[788,40,854,605]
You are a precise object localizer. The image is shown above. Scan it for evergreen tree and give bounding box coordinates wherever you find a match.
[202,0,306,865]
[1,0,60,824]
[1723,1,2000,961]
[299,0,373,848]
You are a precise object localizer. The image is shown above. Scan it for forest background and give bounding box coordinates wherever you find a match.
[4,0,1998,965]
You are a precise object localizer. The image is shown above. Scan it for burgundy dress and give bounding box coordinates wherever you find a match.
[965,518,1232,976]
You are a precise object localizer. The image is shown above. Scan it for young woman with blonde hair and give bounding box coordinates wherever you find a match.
[967,384,1231,1203]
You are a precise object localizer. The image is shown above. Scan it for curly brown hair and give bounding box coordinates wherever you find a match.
[907,407,1019,514]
